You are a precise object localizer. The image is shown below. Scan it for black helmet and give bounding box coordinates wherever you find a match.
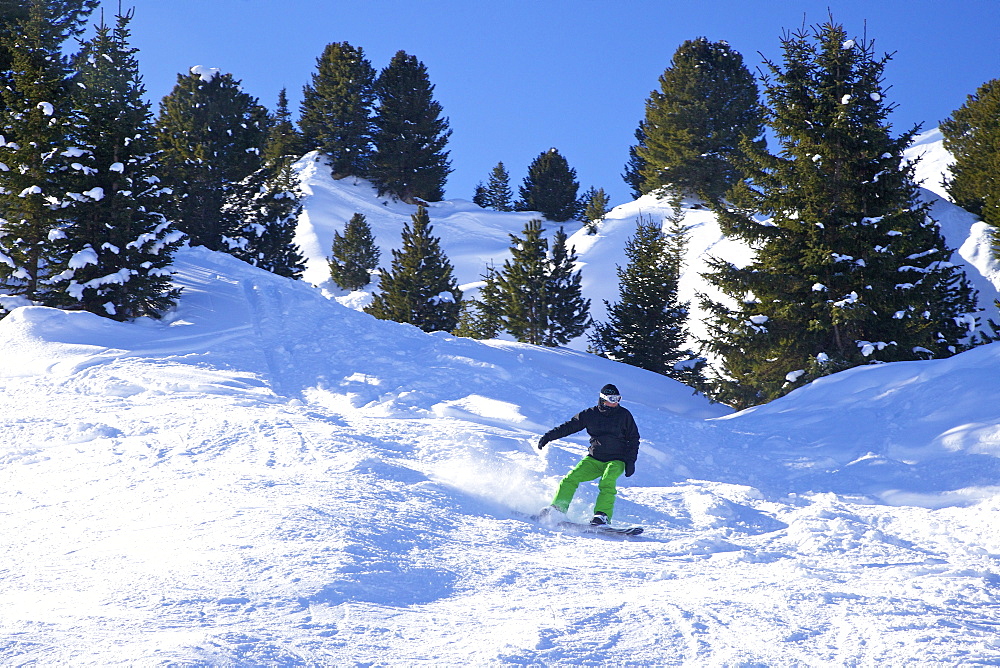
[599,384,621,405]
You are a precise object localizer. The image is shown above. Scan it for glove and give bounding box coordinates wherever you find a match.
[625,462,635,477]
[537,436,550,450]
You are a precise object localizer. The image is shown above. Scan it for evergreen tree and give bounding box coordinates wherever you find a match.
[544,227,591,345]
[940,79,1000,238]
[453,263,503,339]
[483,162,514,211]
[156,67,268,250]
[492,219,550,345]
[0,0,96,115]
[328,212,379,291]
[221,158,305,279]
[472,182,489,208]
[581,186,610,234]
[218,89,309,279]
[631,37,764,202]
[221,86,306,280]
[590,212,705,387]
[365,205,462,332]
[55,9,183,319]
[467,221,592,346]
[0,0,87,309]
[702,21,985,409]
[263,88,306,166]
[370,51,452,204]
[622,124,647,199]
[298,42,375,178]
[516,148,580,222]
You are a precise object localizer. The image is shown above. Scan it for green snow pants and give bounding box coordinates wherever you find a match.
[551,456,626,520]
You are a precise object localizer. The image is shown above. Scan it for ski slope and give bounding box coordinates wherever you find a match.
[2,134,1000,664]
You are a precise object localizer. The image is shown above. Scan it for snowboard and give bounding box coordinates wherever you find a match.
[520,511,643,537]
[556,521,644,537]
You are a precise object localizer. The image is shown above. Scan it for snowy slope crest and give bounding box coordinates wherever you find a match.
[907,129,1000,292]
[293,152,544,304]
[0,245,723,418]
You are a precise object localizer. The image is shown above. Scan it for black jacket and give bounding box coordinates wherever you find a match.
[542,404,640,465]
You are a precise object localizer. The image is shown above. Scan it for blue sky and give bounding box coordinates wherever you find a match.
[94,0,999,208]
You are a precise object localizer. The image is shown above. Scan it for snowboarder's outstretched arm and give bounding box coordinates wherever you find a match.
[537,413,586,449]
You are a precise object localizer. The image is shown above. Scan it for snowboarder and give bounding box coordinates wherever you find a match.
[536,383,640,526]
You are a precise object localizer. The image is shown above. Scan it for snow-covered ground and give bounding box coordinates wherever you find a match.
[3,134,1000,664]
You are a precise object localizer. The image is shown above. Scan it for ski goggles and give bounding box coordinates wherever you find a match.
[600,393,621,404]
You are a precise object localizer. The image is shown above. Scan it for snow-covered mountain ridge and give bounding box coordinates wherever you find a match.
[2,134,1000,664]
[294,130,1000,356]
